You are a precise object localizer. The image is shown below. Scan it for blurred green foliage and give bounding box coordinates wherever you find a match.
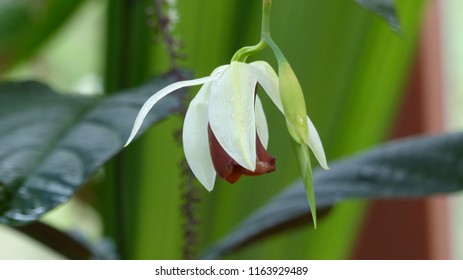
[0,0,85,74]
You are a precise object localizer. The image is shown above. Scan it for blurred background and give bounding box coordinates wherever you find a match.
[0,0,462,259]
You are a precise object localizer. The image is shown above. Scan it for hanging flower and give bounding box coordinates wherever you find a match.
[125,61,328,191]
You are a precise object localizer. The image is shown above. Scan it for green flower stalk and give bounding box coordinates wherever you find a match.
[259,0,329,226]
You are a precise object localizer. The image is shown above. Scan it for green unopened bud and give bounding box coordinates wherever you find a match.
[278,60,308,145]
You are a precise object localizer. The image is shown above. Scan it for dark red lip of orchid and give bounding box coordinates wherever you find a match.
[208,124,275,184]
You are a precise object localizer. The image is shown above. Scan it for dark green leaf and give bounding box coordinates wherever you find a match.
[0,74,184,225]
[202,132,463,259]
[355,0,401,33]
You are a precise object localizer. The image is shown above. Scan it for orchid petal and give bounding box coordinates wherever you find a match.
[125,75,218,147]
[249,61,283,113]
[183,83,216,191]
[307,116,329,169]
[209,62,257,171]
[255,96,269,149]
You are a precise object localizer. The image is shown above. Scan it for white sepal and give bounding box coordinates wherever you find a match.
[183,83,216,191]
[255,96,269,149]
[307,116,329,170]
[125,75,218,147]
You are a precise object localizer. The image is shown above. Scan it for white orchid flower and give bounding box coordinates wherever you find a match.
[125,61,328,191]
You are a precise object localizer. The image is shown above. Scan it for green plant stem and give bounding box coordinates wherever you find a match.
[230,40,265,62]
[262,36,285,64]
[230,0,288,65]
[101,0,152,259]
[291,140,316,227]
[231,0,273,62]
[261,0,271,37]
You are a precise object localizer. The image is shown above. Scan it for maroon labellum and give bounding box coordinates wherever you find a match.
[208,125,275,184]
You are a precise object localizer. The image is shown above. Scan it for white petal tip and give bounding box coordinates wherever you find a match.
[315,156,329,170]
[202,181,215,192]
[123,135,135,147]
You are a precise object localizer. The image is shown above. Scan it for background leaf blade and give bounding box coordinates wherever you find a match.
[0,75,183,224]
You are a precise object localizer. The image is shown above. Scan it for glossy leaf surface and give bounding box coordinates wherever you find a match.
[0,75,183,224]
